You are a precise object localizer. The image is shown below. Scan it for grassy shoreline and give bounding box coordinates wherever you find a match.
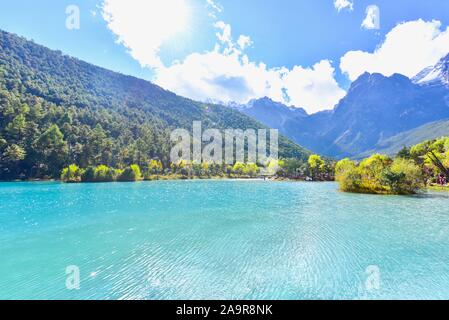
[428,184,449,192]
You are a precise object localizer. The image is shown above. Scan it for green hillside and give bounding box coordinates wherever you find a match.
[357,119,449,158]
[0,30,309,180]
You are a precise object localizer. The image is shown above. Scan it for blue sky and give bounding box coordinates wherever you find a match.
[1,0,449,113]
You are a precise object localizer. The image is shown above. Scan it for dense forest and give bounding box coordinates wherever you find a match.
[0,30,309,180]
[335,137,449,195]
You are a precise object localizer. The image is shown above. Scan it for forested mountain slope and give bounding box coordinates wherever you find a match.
[0,30,309,179]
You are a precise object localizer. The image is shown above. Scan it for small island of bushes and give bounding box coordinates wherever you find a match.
[335,137,449,195]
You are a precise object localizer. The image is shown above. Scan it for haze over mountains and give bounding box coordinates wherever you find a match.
[229,97,308,132]
[231,54,449,158]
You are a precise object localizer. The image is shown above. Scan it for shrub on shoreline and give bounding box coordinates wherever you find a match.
[117,164,143,182]
[336,153,429,195]
[61,164,83,183]
[93,165,116,182]
[62,164,143,183]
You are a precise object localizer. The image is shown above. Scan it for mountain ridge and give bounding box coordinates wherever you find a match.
[356,118,449,158]
[413,53,449,87]
[228,97,308,133]
[229,55,449,158]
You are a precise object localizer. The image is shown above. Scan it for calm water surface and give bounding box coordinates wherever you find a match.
[1,181,449,300]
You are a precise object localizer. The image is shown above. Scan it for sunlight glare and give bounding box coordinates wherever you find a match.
[102,0,191,68]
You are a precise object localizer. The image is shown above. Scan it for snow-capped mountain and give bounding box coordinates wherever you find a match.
[229,55,449,158]
[413,53,449,87]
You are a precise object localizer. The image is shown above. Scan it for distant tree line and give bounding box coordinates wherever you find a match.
[61,161,267,182]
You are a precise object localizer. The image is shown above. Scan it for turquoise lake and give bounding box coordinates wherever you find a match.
[1,180,449,300]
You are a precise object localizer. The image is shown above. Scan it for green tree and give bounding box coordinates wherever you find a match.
[308,154,325,179]
[148,159,163,174]
[410,137,449,178]
[232,162,246,176]
[118,164,143,182]
[244,163,260,177]
[335,158,355,181]
[382,158,424,194]
[410,140,433,164]
[396,146,411,159]
[358,154,392,192]
[5,114,26,138]
[260,159,282,177]
[93,165,115,182]
[61,164,83,183]
[81,166,95,182]
[335,158,361,192]
[200,162,211,177]
[2,144,26,162]
[34,124,68,177]
[1,144,26,178]
[85,124,111,166]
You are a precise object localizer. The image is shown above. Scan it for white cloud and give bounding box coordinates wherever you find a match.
[101,0,189,69]
[282,61,347,114]
[237,35,252,50]
[341,19,449,81]
[334,0,353,12]
[155,22,346,114]
[206,0,222,19]
[361,5,380,30]
[206,0,222,13]
[215,21,232,48]
[101,0,346,113]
